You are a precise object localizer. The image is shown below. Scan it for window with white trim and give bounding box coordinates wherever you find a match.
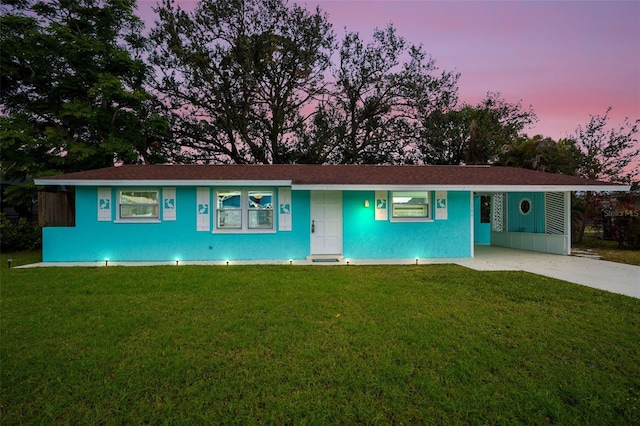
[248,190,274,229]
[217,190,242,229]
[391,191,430,221]
[216,189,274,232]
[118,190,159,220]
[519,198,531,215]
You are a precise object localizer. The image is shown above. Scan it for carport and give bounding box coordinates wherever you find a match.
[474,191,572,255]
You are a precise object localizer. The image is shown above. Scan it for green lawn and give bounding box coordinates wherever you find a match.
[0,249,41,269]
[1,264,639,425]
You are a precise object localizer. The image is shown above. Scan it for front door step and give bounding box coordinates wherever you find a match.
[307,255,344,263]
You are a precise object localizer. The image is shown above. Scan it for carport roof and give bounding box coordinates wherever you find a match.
[34,164,630,192]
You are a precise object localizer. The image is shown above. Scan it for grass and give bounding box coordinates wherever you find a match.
[573,236,640,266]
[1,264,639,425]
[0,249,41,269]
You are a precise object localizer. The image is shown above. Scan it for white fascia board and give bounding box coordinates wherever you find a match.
[33,180,630,192]
[485,185,631,192]
[292,184,474,191]
[291,184,630,192]
[34,179,293,187]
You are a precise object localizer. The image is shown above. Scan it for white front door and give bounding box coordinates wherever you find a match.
[310,191,342,255]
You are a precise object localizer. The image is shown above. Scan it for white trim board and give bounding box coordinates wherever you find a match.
[35,179,292,187]
[35,180,630,193]
[291,184,630,192]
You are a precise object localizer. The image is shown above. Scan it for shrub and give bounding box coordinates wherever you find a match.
[0,213,42,251]
[609,215,640,250]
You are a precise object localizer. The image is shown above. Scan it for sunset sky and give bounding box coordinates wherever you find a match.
[137,0,640,142]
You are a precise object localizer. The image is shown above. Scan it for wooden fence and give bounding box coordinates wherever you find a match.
[38,192,75,227]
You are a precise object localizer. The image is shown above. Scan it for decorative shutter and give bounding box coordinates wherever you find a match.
[97,187,112,221]
[278,187,292,231]
[163,187,176,221]
[545,192,566,235]
[435,191,448,220]
[196,187,210,231]
[375,191,388,221]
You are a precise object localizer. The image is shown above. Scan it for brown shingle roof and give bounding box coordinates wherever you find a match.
[35,164,626,189]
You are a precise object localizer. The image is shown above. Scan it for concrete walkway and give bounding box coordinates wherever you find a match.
[459,246,640,299]
[18,246,639,298]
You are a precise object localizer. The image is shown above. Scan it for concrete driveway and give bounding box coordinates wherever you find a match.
[457,246,640,299]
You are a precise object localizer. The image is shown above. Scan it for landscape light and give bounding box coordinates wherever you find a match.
[415,258,419,265]
[7,258,12,268]
[105,259,109,267]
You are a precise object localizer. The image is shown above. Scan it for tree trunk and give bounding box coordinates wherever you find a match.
[576,191,593,244]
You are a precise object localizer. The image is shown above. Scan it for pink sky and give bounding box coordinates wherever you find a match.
[137,0,639,142]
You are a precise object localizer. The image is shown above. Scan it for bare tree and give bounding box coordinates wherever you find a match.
[150,0,334,164]
[572,107,639,242]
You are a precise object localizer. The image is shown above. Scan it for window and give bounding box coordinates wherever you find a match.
[217,190,242,229]
[480,195,491,223]
[519,198,531,215]
[119,190,159,220]
[216,189,274,232]
[391,191,430,221]
[248,191,273,229]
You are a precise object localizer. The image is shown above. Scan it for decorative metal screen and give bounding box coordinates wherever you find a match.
[545,192,566,235]
[492,193,507,232]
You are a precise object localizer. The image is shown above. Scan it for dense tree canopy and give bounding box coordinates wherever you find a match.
[1,0,548,176]
[0,0,174,188]
[496,135,583,175]
[150,0,334,164]
[4,0,635,194]
[296,25,460,164]
[417,93,538,165]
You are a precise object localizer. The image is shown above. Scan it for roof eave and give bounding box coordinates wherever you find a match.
[33,180,630,193]
[34,179,293,187]
[291,184,631,192]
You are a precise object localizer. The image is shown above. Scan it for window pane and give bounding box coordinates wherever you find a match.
[217,209,241,229]
[121,191,158,204]
[119,191,159,219]
[392,192,428,204]
[392,204,428,217]
[248,191,273,229]
[480,195,491,223]
[520,199,531,215]
[120,204,159,218]
[218,191,241,209]
[248,210,273,229]
[248,191,273,209]
[392,191,429,218]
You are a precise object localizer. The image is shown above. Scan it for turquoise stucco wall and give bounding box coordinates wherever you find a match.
[42,187,473,262]
[342,191,472,259]
[506,192,545,233]
[43,187,311,262]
